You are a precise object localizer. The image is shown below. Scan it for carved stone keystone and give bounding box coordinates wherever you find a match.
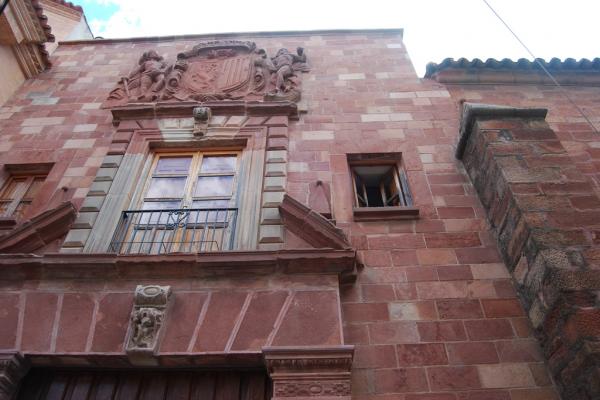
[125,285,172,365]
[0,352,30,400]
[192,106,211,136]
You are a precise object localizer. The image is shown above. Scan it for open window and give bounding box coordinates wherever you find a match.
[110,151,240,254]
[347,153,418,221]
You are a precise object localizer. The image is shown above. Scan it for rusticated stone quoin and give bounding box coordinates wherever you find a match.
[458,102,600,399]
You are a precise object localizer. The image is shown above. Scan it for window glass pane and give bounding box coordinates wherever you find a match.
[155,157,192,174]
[200,156,236,173]
[194,176,233,197]
[140,201,181,224]
[192,199,230,209]
[146,177,187,198]
[0,178,27,201]
[23,177,44,200]
[191,200,231,223]
[141,201,181,210]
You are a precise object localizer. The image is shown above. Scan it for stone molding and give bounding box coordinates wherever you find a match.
[279,194,351,250]
[456,102,547,159]
[263,346,354,399]
[0,201,76,253]
[0,249,357,280]
[109,100,299,125]
[0,352,29,400]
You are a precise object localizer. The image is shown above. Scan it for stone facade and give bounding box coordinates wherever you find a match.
[0,28,598,399]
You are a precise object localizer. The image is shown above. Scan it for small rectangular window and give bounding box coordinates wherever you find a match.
[0,173,47,220]
[347,153,418,221]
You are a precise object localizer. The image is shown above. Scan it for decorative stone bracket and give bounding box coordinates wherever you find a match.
[263,346,354,399]
[125,285,172,365]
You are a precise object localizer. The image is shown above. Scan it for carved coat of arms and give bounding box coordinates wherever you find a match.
[105,40,309,107]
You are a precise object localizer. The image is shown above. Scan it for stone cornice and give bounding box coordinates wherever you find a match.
[0,248,357,280]
[263,346,354,373]
[60,28,404,45]
[456,102,548,160]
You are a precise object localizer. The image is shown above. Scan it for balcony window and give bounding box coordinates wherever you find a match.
[110,151,240,254]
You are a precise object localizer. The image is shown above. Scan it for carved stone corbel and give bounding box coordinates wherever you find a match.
[263,346,354,399]
[125,285,172,365]
[0,352,30,400]
[192,106,212,136]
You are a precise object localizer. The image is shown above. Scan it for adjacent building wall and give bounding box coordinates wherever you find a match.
[0,44,26,106]
[39,0,93,54]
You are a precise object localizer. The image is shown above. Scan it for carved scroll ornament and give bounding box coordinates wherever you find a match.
[105,40,309,107]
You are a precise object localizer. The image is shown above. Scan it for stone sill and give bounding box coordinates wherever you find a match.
[353,206,419,221]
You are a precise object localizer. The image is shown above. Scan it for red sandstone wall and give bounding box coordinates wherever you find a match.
[443,84,600,193]
[1,31,593,398]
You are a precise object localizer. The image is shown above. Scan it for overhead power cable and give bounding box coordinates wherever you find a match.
[482,0,599,134]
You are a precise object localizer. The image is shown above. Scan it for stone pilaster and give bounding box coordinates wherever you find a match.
[263,346,354,400]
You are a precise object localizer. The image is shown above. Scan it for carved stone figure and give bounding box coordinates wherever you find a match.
[107,50,170,103]
[104,41,309,107]
[130,50,169,101]
[267,47,308,100]
[125,285,171,361]
[130,307,163,348]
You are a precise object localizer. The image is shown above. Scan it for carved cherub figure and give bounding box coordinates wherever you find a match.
[125,50,169,101]
[270,47,307,94]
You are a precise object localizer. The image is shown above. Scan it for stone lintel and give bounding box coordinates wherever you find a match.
[109,101,299,125]
[456,102,548,159]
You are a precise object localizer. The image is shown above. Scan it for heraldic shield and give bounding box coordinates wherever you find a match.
[104,39,309,107]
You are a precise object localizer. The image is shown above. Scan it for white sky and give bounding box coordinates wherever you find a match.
[84,0,600,76]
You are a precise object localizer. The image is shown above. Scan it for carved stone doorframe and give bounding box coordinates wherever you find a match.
[0,352,29,400]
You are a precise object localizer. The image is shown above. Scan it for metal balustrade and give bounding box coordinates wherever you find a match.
[109,208,238,254]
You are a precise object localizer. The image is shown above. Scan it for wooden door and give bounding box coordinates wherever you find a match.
[17,369,270,400]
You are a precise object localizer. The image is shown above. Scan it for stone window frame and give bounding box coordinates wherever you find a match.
[0,163,54,226]
[76,122,268,253]
[347,152,419,221]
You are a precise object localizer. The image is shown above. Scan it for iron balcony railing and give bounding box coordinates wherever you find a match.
[109,207,238,255]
